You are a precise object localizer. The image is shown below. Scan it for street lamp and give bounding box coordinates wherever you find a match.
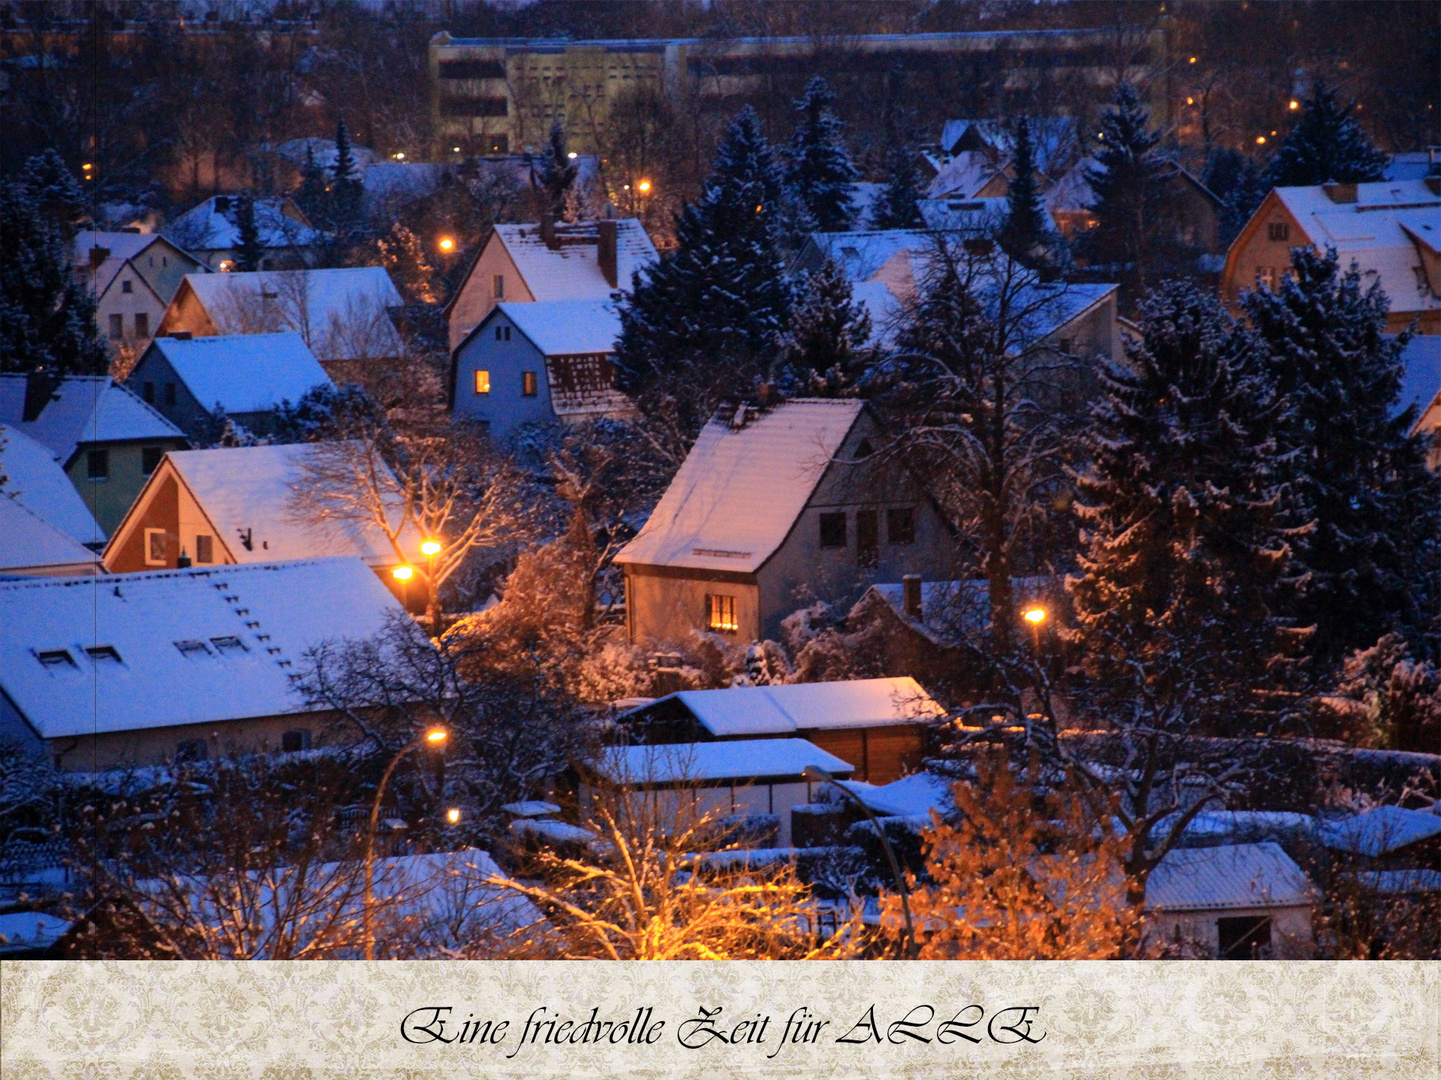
[437,236,454,252]
[636,179,651,194]
[392,564,415,614]
[363,727,447,960]
[446,807,461,825]
[802,765,917,959]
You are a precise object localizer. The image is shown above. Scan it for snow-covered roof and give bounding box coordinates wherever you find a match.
[802,230,936,284]
[497,298,621,356]
[840,771,953,818]
[636,677,944,737]
[72,229,156,266]
[166,195,321,252]
[0,497,102,577]
[0,424,104,545]
[0,375,184,465]
[152,443,418,567]
[0,557,408,740]
[1043,159,1098,216]
[142,332,332,415]
[1317,805,1441,856]
[175,268,405,361]
[1355,868,1441,893]
[1384,152,1440,182]
[494,219,657,301]
[850,280,904,348]
[1144,842,1314,912]
[593,738,855,785]
[927,150,1006,199]
[615,398,864,574]
[1170,810,1316,842]
[362,162,446,211]
[0,911,71,955]
[1394,334,1441,424]
[916,197,1007,232]
[1272,180,1441,315]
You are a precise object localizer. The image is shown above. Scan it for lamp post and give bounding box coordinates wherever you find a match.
[420,539,442,633]
[363,727,447,960]
[392,564,414,615]
[802,765,917,959]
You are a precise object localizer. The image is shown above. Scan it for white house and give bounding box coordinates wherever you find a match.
[102,443,422,585]
[0,557,411,771]
[125,332,332,436]
[73,230,205,361]
[614,399,955,644]
[448,298,630,439]
[164,195,321,272]
[618,677,945,784]
[443,218,657,352]
[1222,178,1441,333]
[155,268,405,369]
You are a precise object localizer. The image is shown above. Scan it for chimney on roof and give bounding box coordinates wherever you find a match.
[540,211,558,250]
[1427,177,1441,197]
[169,331,192,340]
[1322,181,1358,204]
[89,246,110,269]
[1428,145,1441,171]
[597,219,618,288]
[902,574,923,622]
[22,369,57,423]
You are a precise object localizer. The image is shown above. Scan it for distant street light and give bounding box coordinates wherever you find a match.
[392,565,415,581]
[1023,607,1046,625]
[802,765,917,959]
[363,728,447,959]
[446,807,461,824]
[438,237,454,252]
[567,151,578,159]
[637,179,652,193]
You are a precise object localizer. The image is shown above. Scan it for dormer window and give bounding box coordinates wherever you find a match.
[174,639,210,658]
[211,636,247,656]
[86,645,123,664]
[37,649,77,669]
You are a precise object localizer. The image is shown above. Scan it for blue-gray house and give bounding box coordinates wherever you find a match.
[448,298,632,440]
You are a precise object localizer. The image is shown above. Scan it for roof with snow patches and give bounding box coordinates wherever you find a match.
[1143,842,1315,912]
[495,298,621,356]
[166,195,321,252]
[592,738,855,785]
[0,497,103,578]
[0,375,184,465]
[1316,805,1441,856]
[493,219,657,301]
[140,332,332,415]
[0,557,408,740]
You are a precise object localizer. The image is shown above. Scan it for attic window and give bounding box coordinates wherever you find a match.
[86,645,123,664]
[211,636,247,656]
[1267,222,1290,242]
[174,639,211,658]
[37,649,77,669]
[121,279,133,294]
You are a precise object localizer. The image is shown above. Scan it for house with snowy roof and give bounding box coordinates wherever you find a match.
[1317,805,1441,867]
[155,268,405,370]
[617,677,944,784]
[0,557,410,771]
[102,443,422,592]
[164,195,321,272]
[443,217,657,352]
[73,230,205,359]
[0,373,187,536]
[1221,178,1441,333]
[791,229,937,300]
[1043,157,1221,253]
[614,398,954,645]
[448,298,632,439]
[124,332,332,437]
[0,425,105,577]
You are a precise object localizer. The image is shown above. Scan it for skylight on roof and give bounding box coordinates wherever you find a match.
[174,639,211,658]
[36,649,77,669]
[86,645,122,665]
[211,636,248,656]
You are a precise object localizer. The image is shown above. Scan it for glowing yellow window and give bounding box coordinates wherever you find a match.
[706,594,738,633]
[474,370,491,394]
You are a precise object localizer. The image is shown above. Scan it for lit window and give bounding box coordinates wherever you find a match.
[522,371,538,396]
[706,594,738,633]
[174,640,210,658]
[819,512,847,549]
[474,369,491,394]
[37,649,77,669]
[145,528,167,565]
[87,449,109,480]
[210,636,247,655]
[86,645,122,664]
[219,260,234,272]
[887,507,916,544]
[195,534,213,563]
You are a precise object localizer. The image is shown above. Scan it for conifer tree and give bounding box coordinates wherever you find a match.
[1069,282,1298,734]
[534,121,577,220]
[0,157,107,376]
[1265,83,1388,189]
[871,139,923,230]
[778,258,873,394]
[615,106,792,435]
[1243,247,1441,662]
[234,193,263,273]
[1083,83,1166,292]
[785,76,857,233]
[295,142,328,219]
[329,114,363,231]
[997,116,1053,269]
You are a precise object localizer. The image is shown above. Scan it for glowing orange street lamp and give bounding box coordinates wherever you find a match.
[637,179,652,194]
[1023,607,1047,625]
[438,237,454,252]
[1289,99,1300,110]
[392,564,414,581]
[446,807,461,824]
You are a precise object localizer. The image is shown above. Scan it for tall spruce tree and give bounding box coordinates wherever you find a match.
[871,139,923,230]
[997,116,1053,269]
[1265,83,1388,189]
[1243,246,1441,662]
[615,106,791,435]
[785,76,857,233]
[329,115,363,232]
[234,193,263,273]
[778,258,873,394]
[1083,83,1166,293]
[295,142,328,220]
[0,157,107,376]
[534,121,578,219]
[1069,282,1298,735]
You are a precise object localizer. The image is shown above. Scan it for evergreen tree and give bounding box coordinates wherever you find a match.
[20,149,87,224]
[329,114,364,231]
[615,106,792,435]
[0,159,108,376]
[1069,281,1298,734]
[1083,83,1166,293]
[871,139,923,230]
[1243,247,1441,662]
[234,193,263,273]
[1265,83,1388,189]
[533,121,578,220]
[997,116,1053,268]
[1206,148,1268,247]
[785,76,857,234]
[295,141,328,220]
[778,258,873,394]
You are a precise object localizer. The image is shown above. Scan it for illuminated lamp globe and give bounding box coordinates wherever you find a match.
[1022,607,1047,625]
[421,540,442,557]
[425,728,448,744]
[392,565,415,581]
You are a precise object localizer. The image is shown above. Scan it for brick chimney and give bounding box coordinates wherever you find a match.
[22,369,57,423]
[597,219,618,288]
[1322,182,1358,204]
[540,211,558,250]
[902,574,923,621]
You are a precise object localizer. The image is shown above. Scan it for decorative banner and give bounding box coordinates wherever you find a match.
[1,960,1436,1078]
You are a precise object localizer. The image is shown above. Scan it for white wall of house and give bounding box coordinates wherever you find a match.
[1143,904,1314,959]
[448,238,531,352]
